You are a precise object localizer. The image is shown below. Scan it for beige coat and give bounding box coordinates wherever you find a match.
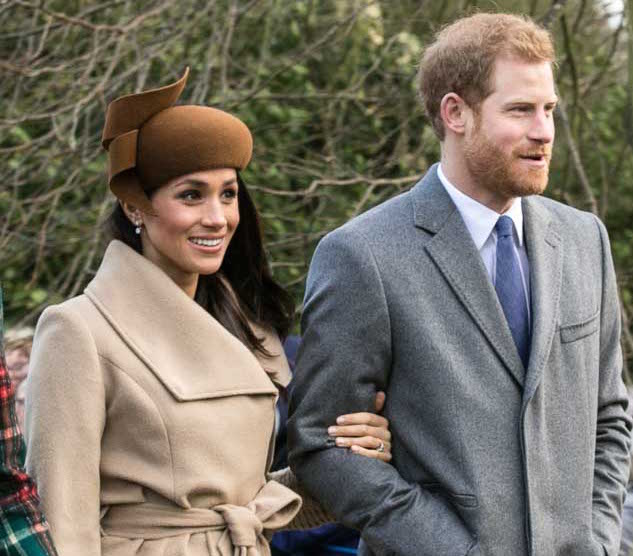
[25,240,304,556]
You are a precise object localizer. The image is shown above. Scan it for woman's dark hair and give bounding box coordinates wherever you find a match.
[105,173,295,355]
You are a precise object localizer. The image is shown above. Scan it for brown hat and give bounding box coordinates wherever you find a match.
[102,68,253,213]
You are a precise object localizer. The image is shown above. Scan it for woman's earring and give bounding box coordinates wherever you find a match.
[134,220,142,235]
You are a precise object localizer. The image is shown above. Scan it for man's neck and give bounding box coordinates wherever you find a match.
[440,150,515,214]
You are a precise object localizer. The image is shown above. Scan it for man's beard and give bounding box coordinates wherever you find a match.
[463,123,551,199]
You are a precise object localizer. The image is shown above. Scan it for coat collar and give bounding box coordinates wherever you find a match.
[85,241,288,401]
[412,164,456,234]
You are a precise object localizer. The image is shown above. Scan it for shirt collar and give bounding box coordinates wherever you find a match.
[437,163,524,249]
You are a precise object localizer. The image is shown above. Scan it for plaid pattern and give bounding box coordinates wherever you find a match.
[0,288,57,555]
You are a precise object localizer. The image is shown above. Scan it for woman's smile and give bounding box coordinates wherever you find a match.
[188,236,225,252]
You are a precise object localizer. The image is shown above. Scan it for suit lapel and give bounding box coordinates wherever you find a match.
[522,197,562,402]
[414,166,525,387]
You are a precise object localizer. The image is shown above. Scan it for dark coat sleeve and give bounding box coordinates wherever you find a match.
[287,228,478,556]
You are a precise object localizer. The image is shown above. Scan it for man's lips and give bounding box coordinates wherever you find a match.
[517,152,551,166]
[517,148,551,158]
[519,152,549,159]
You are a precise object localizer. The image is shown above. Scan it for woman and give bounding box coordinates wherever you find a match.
[24,68,391,556]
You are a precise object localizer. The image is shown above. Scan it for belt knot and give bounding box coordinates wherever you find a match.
[216,504,263,548]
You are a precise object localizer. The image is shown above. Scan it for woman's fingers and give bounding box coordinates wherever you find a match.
[335,412,389,428]
[374,391,386,412]
[334,434,391,452]
[330,398,392,461]
[349,444,392,462]
[328,423,391,442]
[334,391,388,429]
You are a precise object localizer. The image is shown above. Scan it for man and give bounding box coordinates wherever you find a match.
[288,13,632,556]
[0,287,57,555]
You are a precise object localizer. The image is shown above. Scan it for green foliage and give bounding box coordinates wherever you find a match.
[1,0,632,369]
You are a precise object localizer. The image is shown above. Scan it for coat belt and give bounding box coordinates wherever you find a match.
[100,480,302,555]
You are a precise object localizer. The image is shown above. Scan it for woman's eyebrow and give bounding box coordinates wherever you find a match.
[175,179,207,188]
[184,179,208,187]
[174,177,237,188]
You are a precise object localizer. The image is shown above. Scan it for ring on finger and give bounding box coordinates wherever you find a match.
[377,441,385,453]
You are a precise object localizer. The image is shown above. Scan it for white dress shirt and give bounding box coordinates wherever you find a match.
[437,164,531,321]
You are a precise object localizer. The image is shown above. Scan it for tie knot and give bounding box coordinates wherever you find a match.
[495,215,514,238]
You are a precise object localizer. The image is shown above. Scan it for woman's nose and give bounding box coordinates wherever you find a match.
[200,199,227,228]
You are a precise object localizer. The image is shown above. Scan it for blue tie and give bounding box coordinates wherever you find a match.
[495,215,530,369]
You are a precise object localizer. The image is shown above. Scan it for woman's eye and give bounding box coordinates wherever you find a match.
[179,190,201,201]
[222,188,238,200]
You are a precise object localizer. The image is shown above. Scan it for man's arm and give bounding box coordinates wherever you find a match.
[591,217,632,554]
[288,228,477,556]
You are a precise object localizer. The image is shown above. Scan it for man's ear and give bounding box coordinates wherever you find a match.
[440,93,470,136]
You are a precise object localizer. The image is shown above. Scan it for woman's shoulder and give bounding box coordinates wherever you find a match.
[34,294,104,348]
[28,294,105,389]
[38,293,94,324]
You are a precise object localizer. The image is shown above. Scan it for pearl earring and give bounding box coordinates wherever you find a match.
[134,219,142,235]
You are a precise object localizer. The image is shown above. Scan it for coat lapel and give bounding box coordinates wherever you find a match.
[84,241,284,401]
[522,197,562,402]
[414,166,525,387]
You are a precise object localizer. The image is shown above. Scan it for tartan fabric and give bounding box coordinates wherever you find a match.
[0,288,57,555]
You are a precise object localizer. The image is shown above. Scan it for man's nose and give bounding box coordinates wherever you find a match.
[528,109,555,144]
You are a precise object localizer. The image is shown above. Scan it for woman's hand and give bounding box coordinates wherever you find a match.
[327,391,392,462]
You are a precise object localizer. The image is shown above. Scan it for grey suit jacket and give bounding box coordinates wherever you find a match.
[288,165,632,556]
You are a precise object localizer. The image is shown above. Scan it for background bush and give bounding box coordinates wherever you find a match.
[1,0,632,375]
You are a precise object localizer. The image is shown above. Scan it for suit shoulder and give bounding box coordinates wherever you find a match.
[321,190,412,247]
[532,195,601,234]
